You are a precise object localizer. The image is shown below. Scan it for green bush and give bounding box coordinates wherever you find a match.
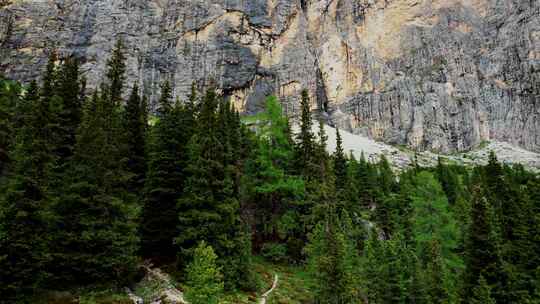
[261,242,288,263]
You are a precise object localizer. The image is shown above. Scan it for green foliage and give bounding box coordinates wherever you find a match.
[470,276,496,304]
[123,84,147,193]
[306,212,361,303]
[106,39,126,106]
[1,50,538,304]
[140,84,194,260]
[261,242,288,263]
[241,96,304,258]
[185,241,224,304]
[360,232,415,304]
[294,89,316,179]
[333,127,347,196]
[464,186,504,301]
[176,88,254,290]
[0,76,21,176]
[49,88,139,286]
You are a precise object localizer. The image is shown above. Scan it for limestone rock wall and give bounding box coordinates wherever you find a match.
[1,0,539,153]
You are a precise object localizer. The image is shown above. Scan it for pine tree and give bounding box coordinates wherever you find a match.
[54,56,82,161]
[106,39,126,106]
[241,97,304,251]
[470,276,496,304]
[124,84,146,192]
[306,212,360,303]
[141,83,193,260]
[0,80,52,298]
[295,89,316,178]
[176,88,253,289]
[333,127,347,192]
[464,186,504,302]
[185,241,224,304]
[0,76,21,176]
[49,90,139,286]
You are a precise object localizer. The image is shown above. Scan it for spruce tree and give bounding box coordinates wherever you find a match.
[49,90,139,285]
[0,80,52,298]
[0,76,21,176]
[54,56,82,161]
[306,211,360,303]
[185,241,224,304]
[295,89,316,178]
[141,84,194,260]
[176,88,253,289]
[464,186,504,302]
[470,275,496,304]
[333,127,347,192]
[106,39,126,106]
[124,84,147,192]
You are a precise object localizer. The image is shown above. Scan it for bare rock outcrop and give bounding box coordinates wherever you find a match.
[1,0,539,153]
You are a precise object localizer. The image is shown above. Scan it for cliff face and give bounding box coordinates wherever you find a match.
[1,0,539,153]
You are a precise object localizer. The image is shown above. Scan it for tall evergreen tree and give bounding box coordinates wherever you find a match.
[241,97,304,252]
[106,39,126,106]
[470,275,496,304]
[185,241,224,304]
[124,84,147,192]
[295,89,316,178]
[140,83,194,260]
[333,127,347,192]
[54,56,82,161]
[0,76,21,176]
[464,186,504,302]
[176,89,253,290]
[50,90,139,286]
[0,80,53,298]
[306,211,360,303]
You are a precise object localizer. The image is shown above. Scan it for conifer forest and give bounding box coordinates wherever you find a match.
[0,42,539,304]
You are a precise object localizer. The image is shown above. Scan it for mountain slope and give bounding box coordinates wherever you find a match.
[1,0,539,153]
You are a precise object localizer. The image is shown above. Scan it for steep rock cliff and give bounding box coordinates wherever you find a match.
[1,0,539,153]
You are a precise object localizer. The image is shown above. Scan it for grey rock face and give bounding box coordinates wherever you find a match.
[1,0,539,153]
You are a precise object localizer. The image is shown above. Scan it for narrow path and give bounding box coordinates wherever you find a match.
[259,274,279,304]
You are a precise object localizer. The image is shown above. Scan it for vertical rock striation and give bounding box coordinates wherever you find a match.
[1,0,539,153]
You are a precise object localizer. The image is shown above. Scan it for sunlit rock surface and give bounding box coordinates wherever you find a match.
[1,0,539,153]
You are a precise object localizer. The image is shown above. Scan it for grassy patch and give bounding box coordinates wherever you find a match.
[241,112,268,124]
[252,256,314,304]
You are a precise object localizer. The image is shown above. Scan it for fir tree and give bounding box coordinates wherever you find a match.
[157,80,173,116]
[410,172,461,265]
[464,186,504,302]
[106,39,126,106]
[49,90,139,285]
[306,212,360,303]
[54,56,82,161]
[0,80,52,298]
[141,83,193,260]
[176,88,253,289]
[185,241,224,304]
[124,84,146,192]
[295,89,316,178]
[0,76,21,176]
[333,127,347,192]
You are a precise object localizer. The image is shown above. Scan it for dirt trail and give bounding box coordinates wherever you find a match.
[259,274,279,304]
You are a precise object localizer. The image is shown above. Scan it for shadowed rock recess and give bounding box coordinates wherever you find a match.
[1,0,539,153]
